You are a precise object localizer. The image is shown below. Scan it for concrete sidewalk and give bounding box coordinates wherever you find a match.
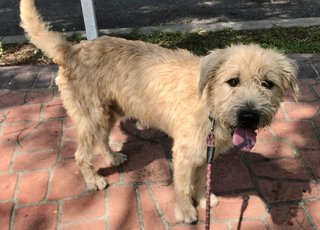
[1,52,320,229]
[1,0,320,42]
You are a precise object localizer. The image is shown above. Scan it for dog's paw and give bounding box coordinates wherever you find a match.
[110,152,127,166]
[199,194,219,209]
[108,137,124,152]
[175,204,198,224]
[86,175,108,191]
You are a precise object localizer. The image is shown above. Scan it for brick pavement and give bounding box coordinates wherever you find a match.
[1,53,320,229]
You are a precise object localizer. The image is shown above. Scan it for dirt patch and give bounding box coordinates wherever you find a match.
[0,43,52,66]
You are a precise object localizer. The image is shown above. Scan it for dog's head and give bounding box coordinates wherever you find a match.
[199,44,299,150]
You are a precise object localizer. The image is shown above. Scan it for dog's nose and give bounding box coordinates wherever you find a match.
[237,110,260,128]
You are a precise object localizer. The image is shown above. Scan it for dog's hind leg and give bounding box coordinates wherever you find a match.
[98,110,127,167]
[75,120,108,191]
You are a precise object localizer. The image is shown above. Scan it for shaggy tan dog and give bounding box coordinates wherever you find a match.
[20,0,299,223]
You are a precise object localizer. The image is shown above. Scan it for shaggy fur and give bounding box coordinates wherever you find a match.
[20,0,299,223]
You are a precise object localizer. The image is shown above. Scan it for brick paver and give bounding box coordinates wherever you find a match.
[0,142,15,171]
[306,200,320,227]
[61,191,106,223]
[0,202,13,230]
[14,203,58,230]
[1,54,320,229]
[17,171,50,204]
[61,220,107,230]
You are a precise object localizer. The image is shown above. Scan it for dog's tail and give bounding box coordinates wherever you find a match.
[20,0,71,65]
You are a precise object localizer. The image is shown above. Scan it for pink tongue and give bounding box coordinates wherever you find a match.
[233,127,257,151]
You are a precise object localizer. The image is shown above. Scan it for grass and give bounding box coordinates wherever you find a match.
[116,26,320,55]
[1,26,320,66]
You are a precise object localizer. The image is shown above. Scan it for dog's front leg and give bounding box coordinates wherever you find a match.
[194,133,232,209]
[194,163,218,209]
[173,159,198,223]
[172,140,200,223]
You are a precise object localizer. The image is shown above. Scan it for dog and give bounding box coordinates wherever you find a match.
[20,0,299,223]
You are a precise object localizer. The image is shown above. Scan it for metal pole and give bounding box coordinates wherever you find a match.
[80,0,98,40]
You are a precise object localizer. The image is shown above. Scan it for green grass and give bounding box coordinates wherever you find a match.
[109,26,320,55]
[2,26,319,66]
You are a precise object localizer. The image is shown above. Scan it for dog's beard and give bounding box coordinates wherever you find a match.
[215,102,276,152]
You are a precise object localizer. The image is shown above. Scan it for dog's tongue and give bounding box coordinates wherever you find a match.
[233,128,257,151]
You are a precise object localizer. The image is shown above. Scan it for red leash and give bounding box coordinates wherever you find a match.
[205,163,213,230]
[205,115,215,230]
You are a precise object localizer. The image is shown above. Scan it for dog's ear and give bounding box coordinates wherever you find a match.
[199,49,226,96]
[280,57,300,100]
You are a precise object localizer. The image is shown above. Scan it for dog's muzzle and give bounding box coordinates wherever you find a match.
[231,109,260,151]
[237,109,260,129]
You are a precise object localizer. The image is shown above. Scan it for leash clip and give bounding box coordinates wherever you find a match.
[208,111,215,130]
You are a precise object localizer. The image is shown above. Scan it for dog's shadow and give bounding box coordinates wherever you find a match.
[97,119,173,182]
[211,149,314,227]
[98,119,316,227]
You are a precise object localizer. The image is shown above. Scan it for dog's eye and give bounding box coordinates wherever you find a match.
[226,78,240,87]
[261,80,275,89]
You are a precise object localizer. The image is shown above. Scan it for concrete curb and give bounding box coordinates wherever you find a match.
[100,17,320,34]
[1,17,320,44]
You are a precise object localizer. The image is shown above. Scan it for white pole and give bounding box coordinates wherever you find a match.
[80,0,98,40]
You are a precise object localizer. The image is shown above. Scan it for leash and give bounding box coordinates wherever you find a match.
[205,113,215,230]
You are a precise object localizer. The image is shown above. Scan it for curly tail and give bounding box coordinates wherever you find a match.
[20,0,71,65]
